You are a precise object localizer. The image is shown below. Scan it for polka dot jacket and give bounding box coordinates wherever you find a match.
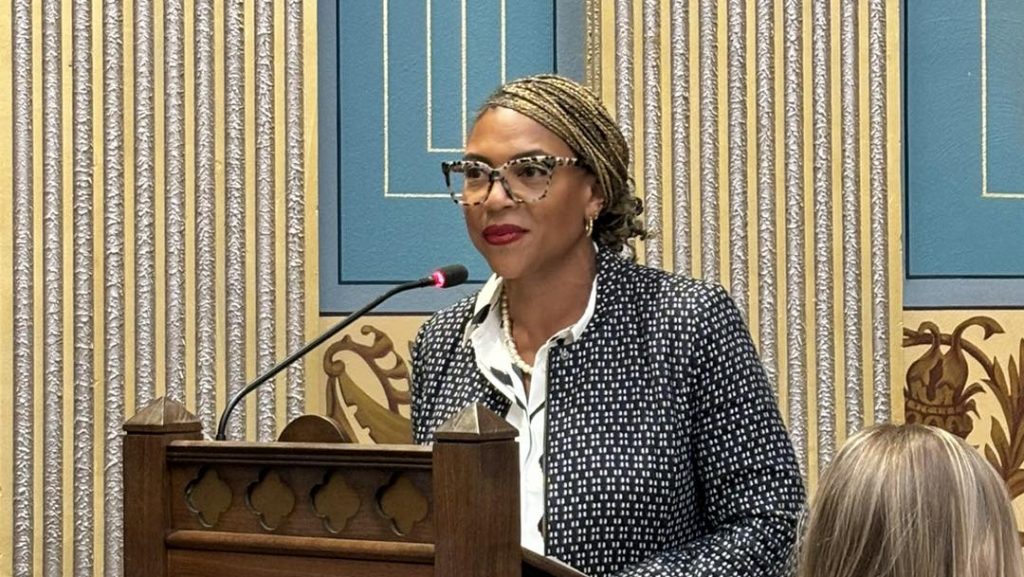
[411,248,806,577]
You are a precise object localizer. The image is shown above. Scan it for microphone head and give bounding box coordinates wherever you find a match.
[430,264,469,288]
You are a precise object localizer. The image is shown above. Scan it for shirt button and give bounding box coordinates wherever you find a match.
[559,348,570,360]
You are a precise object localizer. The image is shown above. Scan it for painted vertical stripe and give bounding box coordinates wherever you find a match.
[868,0,889,422]
[102,1,125,574]
[164,0,187,403]
[699,0,719,283]
[669,0,690,276]
[272,0,287,434]
[783,0,806,475]
[727,0,747,316]
[839,0,862,434]
[285,0,306,421]
[755,0,778,398]
[300,0,318,424]
[811,0,835,469]
[12,0,35,574]
[216,0,231,442]
[584,0,602,94]
[243,0,257,439]
[642,0,663,268]
[42,0,65,573]
[181,0,196,423]
[222,0,246,438]
[255,0,276,442]
[194,0,217,434]
[134,0,156,409]
[71,0,95,574]
[614,0,634,143]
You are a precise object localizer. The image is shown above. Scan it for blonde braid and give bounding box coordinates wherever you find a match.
[477,74,646,253]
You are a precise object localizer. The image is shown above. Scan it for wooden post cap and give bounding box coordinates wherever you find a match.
[433,403,518,442]
[123,397,203,434]
[278,414,352,443]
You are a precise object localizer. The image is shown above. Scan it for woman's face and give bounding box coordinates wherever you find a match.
[461,107,604,281]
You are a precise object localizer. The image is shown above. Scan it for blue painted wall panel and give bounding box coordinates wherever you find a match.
[338,0,554,284]
[905,0,1024,280]
[321,0,576,313]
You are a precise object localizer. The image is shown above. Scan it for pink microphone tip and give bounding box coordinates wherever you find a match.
[431,270,446,288]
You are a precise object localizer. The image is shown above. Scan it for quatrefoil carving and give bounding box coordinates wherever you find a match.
[311,471,361,534]
[246,470,296,531]
[185,468,232,528]
[376,474,428,536]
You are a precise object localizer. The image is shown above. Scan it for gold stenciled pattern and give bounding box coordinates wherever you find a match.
[324,325,414,443]
[903,312,1024,537]
[903,317,999,437]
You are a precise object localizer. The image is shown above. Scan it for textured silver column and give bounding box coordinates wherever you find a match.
[222,0,246,439]
[727,0,747,317]
[255,0,277,442]
[614,0,634,145]
[285,0,306,420]
[670,0,690,275]
[811,0,835,469]
[134,0,156,409]
[755,0,778,396]
[840,0,862,433]
[164,0,187,403]
[699,0,719,282]
[195,0,218,435]
[584,0,602,93]
[103,1,126,574]
[868,0,890,422]
[783,0,807,474]
[12,1,35,574]
[642,0,663,268]
[72,1,95,574]
[42,1,65,573]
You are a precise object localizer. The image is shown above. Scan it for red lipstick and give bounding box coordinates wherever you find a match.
[482,224,527,246]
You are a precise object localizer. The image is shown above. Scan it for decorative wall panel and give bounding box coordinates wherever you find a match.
[0,1,319,574]
[594,0,903,482]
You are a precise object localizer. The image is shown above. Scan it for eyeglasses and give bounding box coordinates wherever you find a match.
[441,155,583,206]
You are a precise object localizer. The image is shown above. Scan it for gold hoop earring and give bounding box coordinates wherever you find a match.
[584,216,594,237]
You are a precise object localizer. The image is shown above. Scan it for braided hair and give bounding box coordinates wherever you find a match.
[477,74,646,253]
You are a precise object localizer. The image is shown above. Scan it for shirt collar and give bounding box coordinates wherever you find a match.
[462,274,504,346]
[462,253,601,348]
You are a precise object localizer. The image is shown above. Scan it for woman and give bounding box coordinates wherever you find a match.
[411,74,804,576]
[798,423,1023,577]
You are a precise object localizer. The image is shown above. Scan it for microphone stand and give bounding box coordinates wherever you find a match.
[214,276,439,441]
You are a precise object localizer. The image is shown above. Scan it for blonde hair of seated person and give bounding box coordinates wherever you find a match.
[798,423,1024,577]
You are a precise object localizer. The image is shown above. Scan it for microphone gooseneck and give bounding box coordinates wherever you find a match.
[214,264,469,441]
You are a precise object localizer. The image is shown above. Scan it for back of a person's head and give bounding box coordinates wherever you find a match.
[799,423,1023,577]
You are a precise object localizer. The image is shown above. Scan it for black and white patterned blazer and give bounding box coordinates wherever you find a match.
[411,248,805,577]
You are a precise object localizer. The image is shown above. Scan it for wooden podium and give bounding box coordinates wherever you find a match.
[122,399,583,577]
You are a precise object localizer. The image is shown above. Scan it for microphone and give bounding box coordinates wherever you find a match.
[428,263,469,289]
[214,264,469,440]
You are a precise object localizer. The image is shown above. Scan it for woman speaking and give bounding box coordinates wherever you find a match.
[411,74,804,577]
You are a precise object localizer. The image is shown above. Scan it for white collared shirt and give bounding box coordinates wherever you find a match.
[462,274,597,555]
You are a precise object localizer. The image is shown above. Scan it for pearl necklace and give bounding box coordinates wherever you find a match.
[500,291,533,375]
